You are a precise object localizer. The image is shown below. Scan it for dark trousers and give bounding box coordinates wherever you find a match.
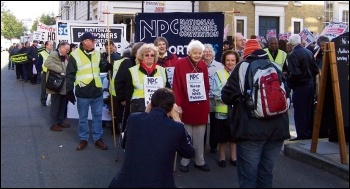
[50,94,67,126]
[15,64,24,80]
[22,63,28,81]
[209,112,218,150]
[8,60,14,69]
[36,63,43,83]
[40,72,47,105]
[27,61,34,83]
[292,81,315,139]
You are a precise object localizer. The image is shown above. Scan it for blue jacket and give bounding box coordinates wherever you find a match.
[109,107,194,188]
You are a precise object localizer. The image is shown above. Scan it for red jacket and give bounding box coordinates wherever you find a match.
[156,51,178,67]
[172,56,210,125]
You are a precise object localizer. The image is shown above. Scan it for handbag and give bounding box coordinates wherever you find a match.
[46,70,65,92]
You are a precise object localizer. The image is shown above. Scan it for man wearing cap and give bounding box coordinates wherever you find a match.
[287,34,319,141]
[221,39,290,188]
[27,40,39,84]
[66,32,112,151]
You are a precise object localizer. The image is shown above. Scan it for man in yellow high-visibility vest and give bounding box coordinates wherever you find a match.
[38,41,53,106]
[264,37,287,72]
[66,32,112,151]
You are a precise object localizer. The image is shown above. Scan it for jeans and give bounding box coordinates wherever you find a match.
[236,140,284,188]
[77,96,103,141]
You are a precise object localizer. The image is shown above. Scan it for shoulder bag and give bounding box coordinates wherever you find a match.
[46,70,65,92]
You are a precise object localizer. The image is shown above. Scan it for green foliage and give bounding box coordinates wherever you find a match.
[30,13,56,32]
[1,8,25,39]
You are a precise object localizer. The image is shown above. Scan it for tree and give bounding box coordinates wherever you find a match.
[30,13,56,32]
[1,7,25,39]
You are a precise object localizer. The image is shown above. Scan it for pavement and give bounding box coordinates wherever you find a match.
[284,106,349,181]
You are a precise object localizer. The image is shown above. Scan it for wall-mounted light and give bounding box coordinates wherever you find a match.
[317,15,325,20]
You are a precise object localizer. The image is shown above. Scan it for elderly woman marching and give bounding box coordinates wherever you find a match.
[202,43,224,154]
[172,40,211,172]
[125,43,171,113]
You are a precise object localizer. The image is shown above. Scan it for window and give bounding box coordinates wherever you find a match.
[234,16,247,38]
[294,21,301,34]
[342,10,349,28]
[237,20,244,35]
[291,18,303,34]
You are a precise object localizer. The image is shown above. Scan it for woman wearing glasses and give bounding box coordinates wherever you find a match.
[125,43,171,113]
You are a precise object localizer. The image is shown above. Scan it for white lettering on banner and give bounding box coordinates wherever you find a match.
[168,45,188,56]
[186,73,207,102]
[139,18,220,41]
[144,76,164,107]
[165,67,175,87]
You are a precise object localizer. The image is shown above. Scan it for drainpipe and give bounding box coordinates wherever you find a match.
[142,1,144,13]
[191,1,195,12]
[74,1,77,20]
[87,1,90,20]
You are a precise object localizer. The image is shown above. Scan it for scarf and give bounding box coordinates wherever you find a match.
[140,62,157,75]
[224,66,233,73]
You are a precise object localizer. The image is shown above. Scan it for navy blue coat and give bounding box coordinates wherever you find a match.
[109,107,195,188]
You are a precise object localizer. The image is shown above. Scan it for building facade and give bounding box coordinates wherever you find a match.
[58,1,349,42]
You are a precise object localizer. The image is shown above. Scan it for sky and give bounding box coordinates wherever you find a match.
[3,1,59,21]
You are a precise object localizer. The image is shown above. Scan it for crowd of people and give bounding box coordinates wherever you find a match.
[7,31,327,188]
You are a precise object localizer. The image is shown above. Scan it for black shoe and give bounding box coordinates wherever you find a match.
[218,160,226,168]
[194,164,210,171]
[179,164,189,172]
[230,159,237,167]
[210,148,217,153]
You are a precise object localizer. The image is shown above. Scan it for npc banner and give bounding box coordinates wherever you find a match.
[135,12,224,61]
[68,23,129,54]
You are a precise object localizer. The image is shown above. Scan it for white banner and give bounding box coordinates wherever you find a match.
[36,21,56,42]
[299,28,315,47]
[67,23,129,54]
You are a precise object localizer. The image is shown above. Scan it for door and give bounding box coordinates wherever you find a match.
[259,16,279,38]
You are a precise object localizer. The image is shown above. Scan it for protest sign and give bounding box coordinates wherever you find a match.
[299,28,315,47]
[56,20,99,46]
[135,12,224,61]
[68,23,129,54]
[36,21,56,42]
[320,22,348,41]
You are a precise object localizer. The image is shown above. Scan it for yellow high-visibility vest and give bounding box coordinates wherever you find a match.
[129,64,166,99]
[71,49,102,88]
[40,50,50,73]
[110,57,127,96]
[215,69,230,113]
[264,48,287,71]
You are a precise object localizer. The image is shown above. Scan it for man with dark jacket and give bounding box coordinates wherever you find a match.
[27,40,39,84]
[221,39,290,188]
[66,32,110,151]
[287,34,319,141]
[109,88,195,188]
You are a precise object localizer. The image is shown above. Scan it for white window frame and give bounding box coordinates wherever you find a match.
[235,1,246,3]
[254,6,285,36]
[234,16,247,39]
[291,18,303,34]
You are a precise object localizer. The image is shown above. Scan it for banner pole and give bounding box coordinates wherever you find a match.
[104,6,117,148]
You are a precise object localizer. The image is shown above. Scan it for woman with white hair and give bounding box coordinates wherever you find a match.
[172,40,211,172]
[202,44,223,154]
[125,43,171,113]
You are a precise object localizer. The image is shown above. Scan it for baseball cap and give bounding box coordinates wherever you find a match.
[80,32,97,41]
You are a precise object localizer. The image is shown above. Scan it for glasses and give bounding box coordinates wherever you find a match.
[144,54,155,57]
